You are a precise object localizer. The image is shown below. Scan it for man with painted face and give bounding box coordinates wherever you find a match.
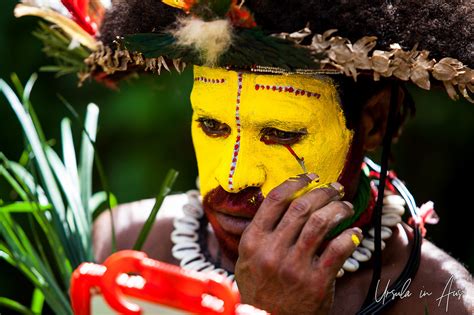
[18,0,471,313]
[95,66,473,314]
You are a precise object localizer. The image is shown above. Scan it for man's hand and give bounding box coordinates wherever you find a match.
[235,173,363,315]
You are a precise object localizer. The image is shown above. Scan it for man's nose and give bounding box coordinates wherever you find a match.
[214,135,266,193]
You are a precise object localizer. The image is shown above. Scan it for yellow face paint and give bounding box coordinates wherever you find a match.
[191,66,354,198]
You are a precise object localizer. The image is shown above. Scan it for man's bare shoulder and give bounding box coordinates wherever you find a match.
[417,239,472,313]
[93,194,187,264]
[390,237,473,314]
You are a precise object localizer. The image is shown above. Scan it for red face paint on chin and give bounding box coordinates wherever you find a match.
[203,186,264,262]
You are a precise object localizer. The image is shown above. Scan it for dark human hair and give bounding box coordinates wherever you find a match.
[100,0,473,67]
[333,75,415,133]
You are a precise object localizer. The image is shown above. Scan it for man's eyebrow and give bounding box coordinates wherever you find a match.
[193,108,216,117]
[193,108,229,122]
[258,119,308,131]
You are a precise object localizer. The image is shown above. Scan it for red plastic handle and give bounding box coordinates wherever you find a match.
[70,250,267,315]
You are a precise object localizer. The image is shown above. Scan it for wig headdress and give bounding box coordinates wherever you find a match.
[15,0,474,102]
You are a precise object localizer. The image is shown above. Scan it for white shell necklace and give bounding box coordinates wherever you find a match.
[171,188,407,281]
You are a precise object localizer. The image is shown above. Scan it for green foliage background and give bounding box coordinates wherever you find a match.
[0,0,473,312]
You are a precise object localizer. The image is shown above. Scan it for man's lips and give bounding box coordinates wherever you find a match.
[213,210,253,236]
[203,186,264,237]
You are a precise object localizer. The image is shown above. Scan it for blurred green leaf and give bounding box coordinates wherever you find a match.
[133,169,179,251]
[0,79,65,220]
[0,297,35,315]
[0,202,51,213]
[30,288,45,315]
[90,191,118,220]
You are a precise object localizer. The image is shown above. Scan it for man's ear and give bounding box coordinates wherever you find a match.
[360,84,404,151]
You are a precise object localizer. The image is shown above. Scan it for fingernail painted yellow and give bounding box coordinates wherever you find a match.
[352,234,361,246]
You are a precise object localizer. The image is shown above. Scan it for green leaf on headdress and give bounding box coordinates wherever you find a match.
[33,22,90,77]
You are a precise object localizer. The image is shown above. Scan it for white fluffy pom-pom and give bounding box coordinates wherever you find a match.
[170,16,233,66]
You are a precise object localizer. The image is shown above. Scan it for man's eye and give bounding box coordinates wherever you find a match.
[260,127,307,145]
[196,117,231,138]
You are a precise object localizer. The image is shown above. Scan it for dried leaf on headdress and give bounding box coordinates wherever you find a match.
[456,69,474,103]
[310,29,337,51]
[410,65,430,90]
[371,50,392,73]
[113,49,131,71]
[456,69,474,85]
[352,36,377,70]
[410,51,435,90]
[458,84,474,103]
[172,58,187,73]
[328,37,352,63]
[273,24,312,45]
[432,58,464,81]
[443,81,460,101]
[392,59,411,81]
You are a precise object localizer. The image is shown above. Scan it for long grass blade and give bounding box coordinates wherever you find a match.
[9,73,25,99]
[0,80,65,220]
[0,163,29,202]
[0,202,51,213]
[4,159,76,272]
[59,96,117,253]
[0,80,83,271]
[0,242,15,265]
[26,214,56,287]
[79,103,99,260]
[79,103,98,215]
[6,161,49,206]
[30,288,45,315]
[90,191,117,219]
[61,118,80,191]
[45,146,88,249]
[23,73,38,105]
[10,73,47,144]
[0,297,35,315]
[133,169,179,251]
[0,237,42,289]
[0,213,72,314]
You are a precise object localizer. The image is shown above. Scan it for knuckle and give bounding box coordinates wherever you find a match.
[289,198,310,216]
[325,242,347,259]
[259,253,278,271]
[266,188,284,204]
[331,200,355,216]
[279,263,301,283]
[308,212,328,230]
[238,238,256,257]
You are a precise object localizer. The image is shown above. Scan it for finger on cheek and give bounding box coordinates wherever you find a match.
[317,227,364,277]
[252,173,319,231]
